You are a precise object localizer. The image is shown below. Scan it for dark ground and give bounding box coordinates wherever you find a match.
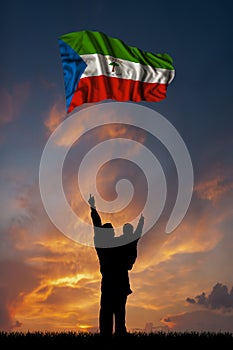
[0,331,233,348]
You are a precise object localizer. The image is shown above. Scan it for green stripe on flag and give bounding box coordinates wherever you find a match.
[59,30,174,70]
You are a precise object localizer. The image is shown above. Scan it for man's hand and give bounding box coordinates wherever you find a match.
[88,194,96,209]
[138,214,144,230]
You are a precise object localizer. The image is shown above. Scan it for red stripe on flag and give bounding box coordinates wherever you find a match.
[68,75,168,113]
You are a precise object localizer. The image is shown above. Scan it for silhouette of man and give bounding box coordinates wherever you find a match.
[88,194,144,336]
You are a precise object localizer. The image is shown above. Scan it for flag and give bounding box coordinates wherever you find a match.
[58,30,175,113]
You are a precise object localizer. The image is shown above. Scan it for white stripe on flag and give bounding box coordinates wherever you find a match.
[80,53,175,84]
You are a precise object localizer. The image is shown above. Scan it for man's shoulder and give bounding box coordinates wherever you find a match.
[115,235,139,247]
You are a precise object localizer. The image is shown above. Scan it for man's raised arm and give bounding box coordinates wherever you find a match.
[88,194,102,228]
[134,214,144,240]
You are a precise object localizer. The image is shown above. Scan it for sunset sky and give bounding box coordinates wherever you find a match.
[1,0,233,333]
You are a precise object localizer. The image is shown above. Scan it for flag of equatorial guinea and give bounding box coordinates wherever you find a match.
[58,30,175,113]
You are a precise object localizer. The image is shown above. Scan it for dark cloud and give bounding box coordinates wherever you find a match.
[186,297,195,304]
[195,292,209,306]
[162,310,233,333]
[187,283,233,310]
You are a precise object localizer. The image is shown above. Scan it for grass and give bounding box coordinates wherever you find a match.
[0,330,232,347]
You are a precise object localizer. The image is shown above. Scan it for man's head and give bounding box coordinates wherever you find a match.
[102,222,115,239]
[123,223,134,236]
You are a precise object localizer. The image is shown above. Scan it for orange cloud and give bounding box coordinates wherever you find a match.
[44,98,66,134]
[0,175,101,332]
[1,129,232,333]
[1,181,231,333]
[4,223,101,332]
[45,102,147,147]
[194,169,233,204]
[133,206,223,276]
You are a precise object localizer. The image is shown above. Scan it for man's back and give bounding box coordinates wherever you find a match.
[90,204,132,295]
